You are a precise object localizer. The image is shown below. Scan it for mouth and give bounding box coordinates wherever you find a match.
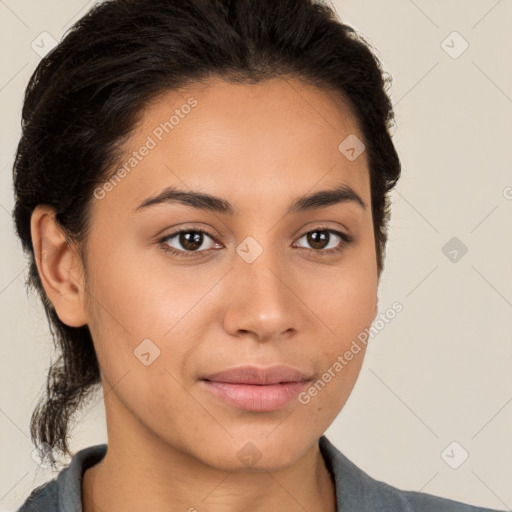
[200,365,313,412]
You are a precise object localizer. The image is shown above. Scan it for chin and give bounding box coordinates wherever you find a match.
[195,427,319,473]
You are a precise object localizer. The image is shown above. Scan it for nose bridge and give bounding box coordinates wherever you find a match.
[236,233,286,303]
[225,232,299,338]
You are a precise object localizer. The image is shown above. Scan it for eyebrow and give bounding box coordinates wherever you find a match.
[133,183,366,216]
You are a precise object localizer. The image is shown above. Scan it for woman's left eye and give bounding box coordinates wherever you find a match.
[293,228,352,255]
[158,227,353,259]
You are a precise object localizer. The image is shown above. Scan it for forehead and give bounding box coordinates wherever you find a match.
[97,76,370,214]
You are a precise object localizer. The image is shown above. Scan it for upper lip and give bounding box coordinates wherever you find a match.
[202,365,312,385]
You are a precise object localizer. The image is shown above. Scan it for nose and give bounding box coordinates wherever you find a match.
[222,245,304,342]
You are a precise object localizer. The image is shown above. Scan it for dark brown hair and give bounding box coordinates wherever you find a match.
[12,0,401,468]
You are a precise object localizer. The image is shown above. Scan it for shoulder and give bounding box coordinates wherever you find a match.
[16,444,108,512]
[367,477,504,512]
[318,436,505,512]
[16,478,59,511]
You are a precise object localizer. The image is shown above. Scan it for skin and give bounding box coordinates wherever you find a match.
[31,76,379,512]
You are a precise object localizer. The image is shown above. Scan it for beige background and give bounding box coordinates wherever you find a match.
[0,0,511,510]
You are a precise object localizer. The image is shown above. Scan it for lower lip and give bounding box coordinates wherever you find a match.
[201,380,309,412]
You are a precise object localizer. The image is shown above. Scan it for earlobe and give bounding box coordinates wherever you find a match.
[30,205,88,327]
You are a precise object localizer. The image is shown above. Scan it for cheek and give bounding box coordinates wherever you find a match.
[296,278,373,426]
[83,235,224,401]
[314,280,373,391]
[85,233,199,336]
[303,249,377,340]
[298,241,377,405]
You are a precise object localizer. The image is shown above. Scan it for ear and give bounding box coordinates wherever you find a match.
[30,205,88,327]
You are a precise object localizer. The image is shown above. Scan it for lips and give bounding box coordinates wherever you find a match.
[200,365,313,412]
[201,364,312,385]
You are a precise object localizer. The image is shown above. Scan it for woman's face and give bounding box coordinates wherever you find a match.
[78,77,378,470]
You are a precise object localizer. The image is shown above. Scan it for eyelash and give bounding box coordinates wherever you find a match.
[158,226,354,259]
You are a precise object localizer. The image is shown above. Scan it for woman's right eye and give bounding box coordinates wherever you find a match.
[158,229,220,258]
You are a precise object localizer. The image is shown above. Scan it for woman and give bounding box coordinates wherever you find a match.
[12,0,506,511]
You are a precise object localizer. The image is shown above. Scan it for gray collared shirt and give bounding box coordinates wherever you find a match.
[17,435,506,511]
